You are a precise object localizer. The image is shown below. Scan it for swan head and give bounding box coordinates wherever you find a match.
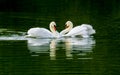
[60,21,73,35]
[49,21,60,38]
[49,21,56,32]
[65,21,73,30]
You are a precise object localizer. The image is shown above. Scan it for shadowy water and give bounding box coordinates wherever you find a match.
[0,30,120,75]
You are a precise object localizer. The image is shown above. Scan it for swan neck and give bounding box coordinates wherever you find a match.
[60,23,73,35]
[50,24,56,34]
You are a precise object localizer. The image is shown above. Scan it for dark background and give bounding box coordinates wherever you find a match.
[0,0,120,38]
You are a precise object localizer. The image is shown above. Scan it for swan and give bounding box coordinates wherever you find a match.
[60,21,96,38]
[26,21,60,38]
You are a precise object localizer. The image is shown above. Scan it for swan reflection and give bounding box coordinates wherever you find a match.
[27,37,95,60]
[49,39,57,60]
[27,38,51,54]
[63,38,95,59]
[65,38,95,51]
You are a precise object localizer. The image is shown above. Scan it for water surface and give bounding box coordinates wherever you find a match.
[0,30,120,75]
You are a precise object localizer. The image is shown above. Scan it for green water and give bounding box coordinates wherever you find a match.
[0,0,120,75]
[0,38,120,75]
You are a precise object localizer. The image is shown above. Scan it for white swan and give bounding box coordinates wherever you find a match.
[60,21,96,38]
[26,21,60,38]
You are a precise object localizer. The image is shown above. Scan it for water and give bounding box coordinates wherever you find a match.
[0,0,120,75]
[0,29,120,75]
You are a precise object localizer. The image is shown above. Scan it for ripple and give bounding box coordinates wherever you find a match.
[0,30,26,40]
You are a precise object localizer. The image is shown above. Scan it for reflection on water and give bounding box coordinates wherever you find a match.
[0,30,98,75]
[0,29,120,75]
[27,38,51,54]
[0,30,96,60]
[27,36,95,60]
[49,39,57,60]
[0,31,95,60]
[63,38,95,59]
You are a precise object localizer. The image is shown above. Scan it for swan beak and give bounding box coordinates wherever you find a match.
[54,25,56,31]
[66,25,69,28]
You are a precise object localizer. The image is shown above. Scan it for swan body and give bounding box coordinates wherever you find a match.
[60,21,96,38]
[26,21,60,38]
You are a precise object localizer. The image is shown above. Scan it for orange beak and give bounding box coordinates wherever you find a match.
[54,26,56,31]
[66,25,69,28]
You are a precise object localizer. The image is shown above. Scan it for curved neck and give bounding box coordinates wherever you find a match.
[60,23,73,35]
[49,24,56,34]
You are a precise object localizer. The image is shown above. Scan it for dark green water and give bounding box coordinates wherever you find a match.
[0,0,120,75]
[0,38,120,75]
